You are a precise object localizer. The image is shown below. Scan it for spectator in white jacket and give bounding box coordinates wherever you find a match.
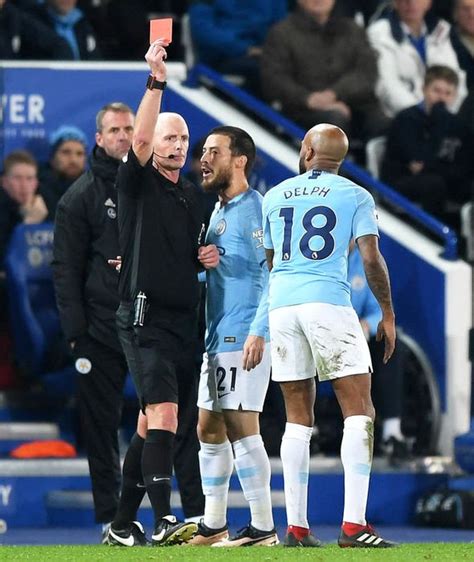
[368,0,466,117]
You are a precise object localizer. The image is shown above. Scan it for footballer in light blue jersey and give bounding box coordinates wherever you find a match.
[192,126,277,546]
[263,124,396,549]
[205,189,269,355]
[262,170,378,311]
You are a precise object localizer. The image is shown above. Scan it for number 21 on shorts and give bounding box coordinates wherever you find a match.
[216,366,237,393]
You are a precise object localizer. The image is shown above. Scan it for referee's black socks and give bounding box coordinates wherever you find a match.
[112,432,145,529]
[142,429,175,522]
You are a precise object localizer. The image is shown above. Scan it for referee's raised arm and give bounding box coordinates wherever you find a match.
[133,39,169,166]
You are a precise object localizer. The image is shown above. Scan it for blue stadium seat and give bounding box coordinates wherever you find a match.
[4,222,76,396]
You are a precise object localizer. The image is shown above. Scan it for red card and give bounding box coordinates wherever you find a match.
[150,18,173,45]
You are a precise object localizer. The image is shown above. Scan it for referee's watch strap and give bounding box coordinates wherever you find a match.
[146,75,167,90]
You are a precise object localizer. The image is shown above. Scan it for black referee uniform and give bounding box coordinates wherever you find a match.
[116,147,205,520]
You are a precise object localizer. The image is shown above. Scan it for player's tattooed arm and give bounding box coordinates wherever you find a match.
[357,234,396,363]
[356,235,393,314]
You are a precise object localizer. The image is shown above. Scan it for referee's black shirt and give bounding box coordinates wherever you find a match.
[117,148,203,312]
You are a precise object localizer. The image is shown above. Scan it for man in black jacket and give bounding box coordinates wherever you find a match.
[52,102,135,538]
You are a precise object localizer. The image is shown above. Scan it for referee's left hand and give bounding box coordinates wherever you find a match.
[198,244,219,269]
[242,335,265,371]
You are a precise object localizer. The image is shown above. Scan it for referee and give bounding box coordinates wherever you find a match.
[111,40,219,547]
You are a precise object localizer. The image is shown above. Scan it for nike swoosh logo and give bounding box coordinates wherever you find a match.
[153,529,166,542]
[218,393,230,399]
[109,529,134,547]
[136,483,146,488]
[152,476,170,482]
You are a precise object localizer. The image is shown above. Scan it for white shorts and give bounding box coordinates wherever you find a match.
[198,348,271,412]
[269,303,372,383]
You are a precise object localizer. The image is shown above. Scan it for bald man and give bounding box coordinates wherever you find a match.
[262,124,397,548]
[109,40,219,547]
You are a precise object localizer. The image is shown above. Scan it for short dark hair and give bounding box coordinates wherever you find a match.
[3,150,37,175]
[207,126,256,177]
[424,65,459,88]
[96,101,134,132]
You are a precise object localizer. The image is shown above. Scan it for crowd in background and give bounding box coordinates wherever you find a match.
[0,0,472,461]
[1,0,473,243]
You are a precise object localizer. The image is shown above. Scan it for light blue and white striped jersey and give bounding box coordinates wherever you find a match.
[262,170,378,311]
[205,189,269,354]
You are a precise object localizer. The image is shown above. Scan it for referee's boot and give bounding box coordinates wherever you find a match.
[152,515,197,546]
[338,522,398,548]
[106,521,148,546]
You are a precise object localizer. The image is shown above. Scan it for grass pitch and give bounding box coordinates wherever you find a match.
[1,544,473,561]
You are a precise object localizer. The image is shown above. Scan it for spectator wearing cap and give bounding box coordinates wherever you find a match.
[27,0,102,60]
[40,125,88,219]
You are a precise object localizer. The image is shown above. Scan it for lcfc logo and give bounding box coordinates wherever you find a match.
[75,358,92,374]
[215,219,226,236]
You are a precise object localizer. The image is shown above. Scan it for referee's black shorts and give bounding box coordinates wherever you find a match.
[116,302,196,410]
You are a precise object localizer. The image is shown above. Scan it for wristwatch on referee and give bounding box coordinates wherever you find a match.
[146,75,167,90]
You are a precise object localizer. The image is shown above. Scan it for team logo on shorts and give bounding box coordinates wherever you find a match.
[75,358,92,374]
[215,219,226,236]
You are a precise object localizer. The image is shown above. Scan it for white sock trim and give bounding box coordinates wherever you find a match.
[344,415,373,430]
[199,440,232,456]
[232,434,262,456]
[284,422,313,442]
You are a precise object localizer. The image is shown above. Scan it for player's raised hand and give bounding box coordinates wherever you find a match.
[242,335,265,371]
[376,312,396,364]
